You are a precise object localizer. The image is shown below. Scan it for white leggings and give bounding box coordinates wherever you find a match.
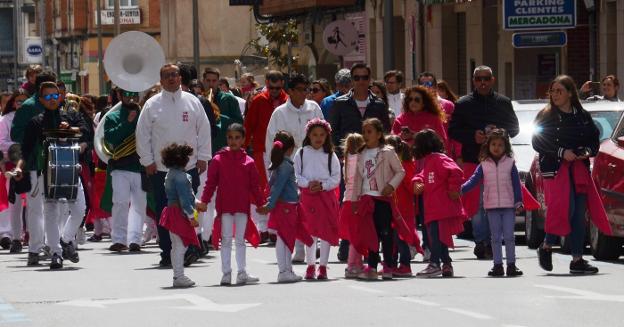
[275,236,293,273]
[170,232,187,279]
[306,237,331,266]
[220,213,247,274]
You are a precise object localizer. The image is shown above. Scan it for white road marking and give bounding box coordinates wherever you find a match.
[395,297,440,306]
[502,325,530,327]
[58,294,261,312]
[535,284,624,303]
[348,285,385,294]
[444,307,494,320]
[252,259,272,264]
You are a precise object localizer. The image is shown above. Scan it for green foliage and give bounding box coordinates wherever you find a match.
[249,19,299,69]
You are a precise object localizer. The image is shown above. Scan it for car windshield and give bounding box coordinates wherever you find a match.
[590,111,623,141]
[511,110,539,145]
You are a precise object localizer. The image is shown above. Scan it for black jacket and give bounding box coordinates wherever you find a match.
[328,90,391,155]
[531,106,600,178]
[21,108,89,172]
[449,90,519,164]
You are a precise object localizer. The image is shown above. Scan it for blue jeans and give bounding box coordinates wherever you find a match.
[472,185,491,244]
[545,187,587,257]
[486,208,516,265]
[151,168,200,261]
[428,221,451,266]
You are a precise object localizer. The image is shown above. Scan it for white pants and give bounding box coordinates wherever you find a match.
[43,180,86,256]
[26,171,45,253]
[170,232,187,279]
[195,172,214,241]
[306,237,331,266]
[275,236,293,273]
[111,170,146,245]
[0,210,10,238]
[294,240,305,256]
[221,213,247,274]
[10,195,24,240]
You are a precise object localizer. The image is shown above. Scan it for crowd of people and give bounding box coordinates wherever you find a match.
[0,62,615,288]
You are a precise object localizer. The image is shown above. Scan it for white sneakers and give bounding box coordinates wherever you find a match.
[277,270,303,283]
[292,250,305,263]
[236,271,260,285]
[220,272,232,286]
[173,275,196,288]
[76,227,87,245]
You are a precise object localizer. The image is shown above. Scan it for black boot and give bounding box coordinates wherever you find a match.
[570,259,599,275]
[506,263,523,277]
[9,240,22,253]
[27,252,39,266]
[488,263,504,277]
[50,253,63,270]
[61,239,80,263]
[537,243,553,272]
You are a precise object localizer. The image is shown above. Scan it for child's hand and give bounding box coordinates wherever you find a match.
[413,183,424,195]
[351,202,359,215]
[381,184,394,197]
[515,205,524,215]
[448,191,460,200]
[196,201,208,212]
[190,219,199,227]
[256,205,270,215]
[309,181,322,193]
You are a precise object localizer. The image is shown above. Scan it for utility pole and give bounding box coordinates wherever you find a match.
[97,0,105,95]
[192,0,199,70]
[114,0,120,36]
[383,0,394,72]
[13,0,19,90]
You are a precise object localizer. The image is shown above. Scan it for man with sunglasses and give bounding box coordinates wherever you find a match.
[329,63,391,153]
[448,65,519,260]
[103,89,146,253]
[243,71,289,242]
[136,64,212,267]
[15,81,89,269]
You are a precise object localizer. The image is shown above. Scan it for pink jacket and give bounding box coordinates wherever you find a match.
[352,146,405,201]
[481,156,516,209]
[200,147,264,215]
[391,111,448,148]
[412,152,465,222]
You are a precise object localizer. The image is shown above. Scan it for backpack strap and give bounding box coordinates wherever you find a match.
[328,152,332,176]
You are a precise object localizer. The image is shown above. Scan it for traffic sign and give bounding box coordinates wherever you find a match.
[512,31,567,48]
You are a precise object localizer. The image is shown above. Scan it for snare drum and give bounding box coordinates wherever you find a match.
[45,137,81,201]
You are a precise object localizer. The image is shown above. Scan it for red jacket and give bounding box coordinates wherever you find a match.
[396,160,417,222]
[243,89,288,153]
[392,111,448,148]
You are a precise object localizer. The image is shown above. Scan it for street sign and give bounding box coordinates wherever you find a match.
[512,31,567,48]
[322,20,358,56]
[503,0,576,30]
[23,37,42,64]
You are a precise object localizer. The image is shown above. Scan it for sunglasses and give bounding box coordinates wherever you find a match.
[310,87,322,93]
[353,75,370,82]
[407,96,422,103]
[420,81,433,88]
[123,91,139,98]
[42,93,60,101]
[474,76,492,82]
[162,71,180,79]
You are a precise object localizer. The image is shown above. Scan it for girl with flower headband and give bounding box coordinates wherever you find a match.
[257,131,313,283]
[293,118,341,280]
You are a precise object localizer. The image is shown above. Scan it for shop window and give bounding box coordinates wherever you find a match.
[106,0,138,8]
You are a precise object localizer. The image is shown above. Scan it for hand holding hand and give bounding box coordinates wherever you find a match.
[413,183,424,195]
[256,205,270,215]
[381,184,395,197]
[196,201,208,212]
[190,219,199,228]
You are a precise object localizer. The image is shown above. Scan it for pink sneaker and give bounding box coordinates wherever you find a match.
[317,265,328,280]
[381,266,394,280]
[393,264,413,277]
[305,265,316,280]
[357,266,378,281]
[344,266,363,279]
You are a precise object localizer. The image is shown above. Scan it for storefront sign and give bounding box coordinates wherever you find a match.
[322,20,358,56]
[503,0,576,30]
[343,12,367,66]
[512,31,567,48]
[95,9,141,25]
[23,37,42,64]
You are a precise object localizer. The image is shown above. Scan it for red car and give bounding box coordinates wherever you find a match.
[591,111,624,259]
[524,101,624,254]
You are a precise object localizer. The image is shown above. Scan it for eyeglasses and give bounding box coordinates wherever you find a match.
[162,71,180,79]
[474,76,492,82]
[353,75,370,82]
[123,91,139,98]
[407,96,422,103]
[42,93,60,101]
[310,87,322,93]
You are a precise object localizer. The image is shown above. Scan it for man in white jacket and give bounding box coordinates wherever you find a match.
[384,70,405,117]
[264,73,323,262]
[136,64,212,267]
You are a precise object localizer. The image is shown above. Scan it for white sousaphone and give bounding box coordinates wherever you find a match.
[94,31,165,163]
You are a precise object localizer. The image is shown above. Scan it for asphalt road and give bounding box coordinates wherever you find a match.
[1,234,623,327]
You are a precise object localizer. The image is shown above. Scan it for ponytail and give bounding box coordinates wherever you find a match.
[268,131,295,170]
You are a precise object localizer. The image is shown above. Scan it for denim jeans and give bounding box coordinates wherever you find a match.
[367,200,394,270]
[472,184,491,244]
[487,208,516,264]
[151,168,200,261]
[545,187,587,257]
[428,220,451,266]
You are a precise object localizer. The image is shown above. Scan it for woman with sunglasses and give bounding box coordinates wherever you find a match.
[391,86,447,147]
[307,79,332,106]
[0,88,29,253]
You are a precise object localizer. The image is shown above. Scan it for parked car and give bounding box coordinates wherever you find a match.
[524,100,624,249]
[590,109,624,260]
